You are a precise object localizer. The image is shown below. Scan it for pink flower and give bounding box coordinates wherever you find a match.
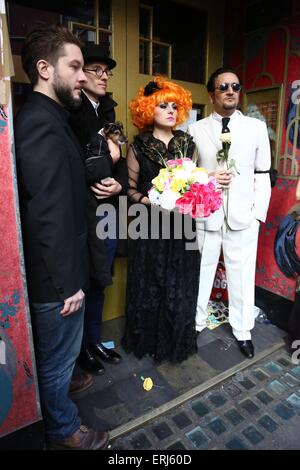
[167,157,191,168]
[175,180,222,219]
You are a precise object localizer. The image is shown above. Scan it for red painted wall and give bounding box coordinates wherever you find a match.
[0,104,41,437]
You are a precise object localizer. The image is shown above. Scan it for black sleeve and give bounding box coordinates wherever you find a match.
[16,117,85,299]
[113,157,128,194]
[84,133,113,184]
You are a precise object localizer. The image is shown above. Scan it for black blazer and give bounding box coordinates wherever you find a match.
[69,93,127,288]
[15,92,89,302]
[69,93,127,195]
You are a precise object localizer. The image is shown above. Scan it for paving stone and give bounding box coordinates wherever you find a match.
[286,393,300,409]
[257,415,279,433]
[239,378,256,390]
[242,425,264,445]
[281,373,300,387]
[197,338,242,372]
[267,380,287,395]
[185,426,210,449]
[172,411,192,430]
[224,408,245,426]
[208,393,227,407]
[191,401,210,417]
[152,422,173,440]
[130,432,152,449]
[166,441,187,450]
[273,403,296,420]
[252,368,270,381]
[207,417,227,435]
[291,366,300,377]
[239,399,260,414]
[225,437,248,450]
[277,357,293,367]
[264,361,283,374]
[256,390,274,405]
[223,382,242,398]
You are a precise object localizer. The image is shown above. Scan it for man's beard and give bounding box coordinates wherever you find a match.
[53,75,82,110]
[223,102,237,111]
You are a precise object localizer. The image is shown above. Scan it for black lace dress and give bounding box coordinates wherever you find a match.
[121,131,200,363]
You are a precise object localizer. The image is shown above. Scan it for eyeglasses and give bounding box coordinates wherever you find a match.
[83,67,113,78]
[215,82,242,92]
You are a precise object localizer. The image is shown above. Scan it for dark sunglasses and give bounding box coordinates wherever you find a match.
[215,82,242,92]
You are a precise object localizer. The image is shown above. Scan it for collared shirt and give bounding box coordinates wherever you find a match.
[212,109,241,127]
[82,90,100,116]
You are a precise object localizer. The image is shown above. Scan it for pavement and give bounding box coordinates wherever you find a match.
[111,346,300,450]
[70,313,300,450]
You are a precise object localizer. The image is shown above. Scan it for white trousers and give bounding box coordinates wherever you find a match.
[195,219,260,341]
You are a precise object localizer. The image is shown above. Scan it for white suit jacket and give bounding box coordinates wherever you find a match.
[188,111,271,231]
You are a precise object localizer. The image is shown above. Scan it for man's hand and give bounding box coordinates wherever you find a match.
[90,177,122,199]
[60,289,85,317]
[107,138,121,164]
[212,169,232,188]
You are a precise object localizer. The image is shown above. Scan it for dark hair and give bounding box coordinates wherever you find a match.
[21,23,83,86]
[206,67,240,93]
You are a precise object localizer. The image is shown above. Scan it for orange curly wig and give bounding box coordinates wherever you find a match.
[129,76,192,130]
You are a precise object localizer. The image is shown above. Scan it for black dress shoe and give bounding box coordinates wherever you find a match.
[90,343,122,364]
[78,347,105,375]
[236,340,254,359]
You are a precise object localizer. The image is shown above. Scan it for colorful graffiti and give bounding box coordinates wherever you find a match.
[0,99,41,438]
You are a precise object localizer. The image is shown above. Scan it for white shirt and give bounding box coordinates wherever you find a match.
[83,90,99,116]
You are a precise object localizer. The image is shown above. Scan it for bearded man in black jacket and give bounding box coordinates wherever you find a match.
[15,24,109,450]
[69,43,126,375]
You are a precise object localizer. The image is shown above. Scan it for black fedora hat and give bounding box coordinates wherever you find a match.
[82,43,117,70]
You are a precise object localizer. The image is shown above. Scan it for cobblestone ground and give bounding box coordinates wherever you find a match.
[111,348,300,450]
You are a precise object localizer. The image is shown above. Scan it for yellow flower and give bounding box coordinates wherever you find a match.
[143,377,153,391]
[152,175,165,192]
[159,168,170,176]
[193,167,207,174]
[171,178,186,192]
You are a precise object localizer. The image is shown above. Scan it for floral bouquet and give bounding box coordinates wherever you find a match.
[148,158,222,219]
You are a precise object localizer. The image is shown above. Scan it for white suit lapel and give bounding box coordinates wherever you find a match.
[202,115,222,152]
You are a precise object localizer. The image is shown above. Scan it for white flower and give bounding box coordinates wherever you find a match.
[219,132,232,144]
[148,188,161,205]
[160,189,181,210]
[192,171,209,184]
[172,169,189,181]
[182,160,196,172]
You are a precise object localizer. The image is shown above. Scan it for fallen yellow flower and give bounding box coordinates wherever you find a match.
[143,377,153,391]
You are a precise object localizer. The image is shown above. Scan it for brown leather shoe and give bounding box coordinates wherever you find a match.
[69,372,93,395]
[49,425,110,450]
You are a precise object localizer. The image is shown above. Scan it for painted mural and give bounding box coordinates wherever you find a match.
[0,4,41,437]
[0,101,41,438]
[225,0,300,301]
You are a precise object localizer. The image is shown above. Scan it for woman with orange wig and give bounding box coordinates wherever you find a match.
[121,76,200,363]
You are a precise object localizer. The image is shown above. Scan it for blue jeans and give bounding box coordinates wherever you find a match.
[31,301,84,442]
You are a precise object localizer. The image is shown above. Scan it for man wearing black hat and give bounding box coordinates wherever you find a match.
[69,43,126,375]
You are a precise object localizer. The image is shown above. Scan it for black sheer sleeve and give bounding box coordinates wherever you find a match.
[126,145,149,204]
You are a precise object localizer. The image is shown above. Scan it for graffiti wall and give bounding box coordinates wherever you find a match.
[225,0,300,300]
[0,2,41,438]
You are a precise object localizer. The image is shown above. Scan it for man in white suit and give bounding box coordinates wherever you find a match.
[188,67,271,358]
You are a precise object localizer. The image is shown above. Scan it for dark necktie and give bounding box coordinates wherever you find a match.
[222,117,230,133]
